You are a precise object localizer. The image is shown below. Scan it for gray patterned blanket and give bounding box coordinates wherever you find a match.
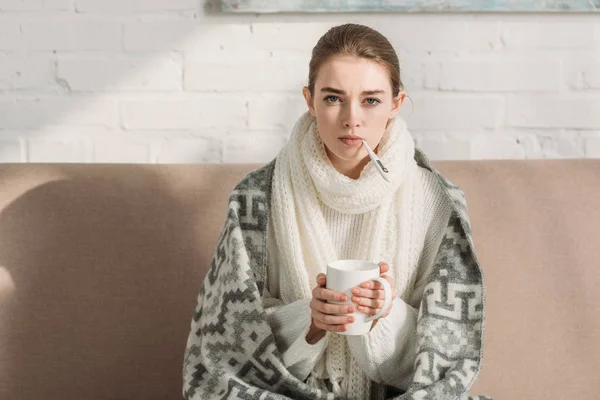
[183,150,493,400]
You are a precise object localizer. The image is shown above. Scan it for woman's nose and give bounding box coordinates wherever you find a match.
[343,105,361,128]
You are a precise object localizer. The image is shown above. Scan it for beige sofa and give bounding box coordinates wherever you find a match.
[0,159,599,400]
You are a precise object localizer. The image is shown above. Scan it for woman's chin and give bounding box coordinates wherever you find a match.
[330,147,367,163]
[323,140,366,161]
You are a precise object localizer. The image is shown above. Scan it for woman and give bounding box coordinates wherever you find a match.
[183,23,491,400]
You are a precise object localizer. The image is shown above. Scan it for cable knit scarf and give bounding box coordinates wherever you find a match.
[271,111,422,396]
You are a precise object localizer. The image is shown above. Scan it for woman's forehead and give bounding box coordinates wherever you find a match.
[315,55,391,93]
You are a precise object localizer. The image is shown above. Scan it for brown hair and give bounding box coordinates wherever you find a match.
[308,23,404,98]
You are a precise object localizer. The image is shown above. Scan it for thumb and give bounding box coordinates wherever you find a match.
[316,273,327,287]
[379,262,389,274]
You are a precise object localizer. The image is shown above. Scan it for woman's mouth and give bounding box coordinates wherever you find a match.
[339,136,363,147]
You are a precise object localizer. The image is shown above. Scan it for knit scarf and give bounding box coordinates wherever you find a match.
[271,111,423,397]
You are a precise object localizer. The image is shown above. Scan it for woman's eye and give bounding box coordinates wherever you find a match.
[365,98,381,105]
[324,95,339,103]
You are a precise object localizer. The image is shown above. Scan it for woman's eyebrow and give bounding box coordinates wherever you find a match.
[320,87,385,95]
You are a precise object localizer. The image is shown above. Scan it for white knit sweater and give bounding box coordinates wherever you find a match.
[264,166,453,399]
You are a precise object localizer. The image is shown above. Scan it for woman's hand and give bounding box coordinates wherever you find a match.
[351,261,397,328]
[306,273,355,344]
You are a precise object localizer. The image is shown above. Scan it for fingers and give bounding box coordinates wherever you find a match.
[311,298,354,315]
[358,281,391,291]
[352,296,386,309]
[312,308,355,327]
[356,305,380,316]
[310,273,354,333]
[356,301,394,317]
[379,261,389,274]
[344,264,396,321]
[309,302,353,332]
[313,286,347,303]
[360,280,386,290]
[316,273,326,287]
[353,287,386,300]
[313,320,350,333]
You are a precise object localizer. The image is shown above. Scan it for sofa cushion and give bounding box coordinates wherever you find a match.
[0,159,598,400]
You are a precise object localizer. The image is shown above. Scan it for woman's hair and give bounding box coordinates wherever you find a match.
[308,23,404,98]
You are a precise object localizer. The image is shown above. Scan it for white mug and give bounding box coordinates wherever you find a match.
[326,259,393,336]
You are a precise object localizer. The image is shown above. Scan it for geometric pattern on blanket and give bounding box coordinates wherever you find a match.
[183,161,325,400]
[402,211,487,400]
[182,153,494,400]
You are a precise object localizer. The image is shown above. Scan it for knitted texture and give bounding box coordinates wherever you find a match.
[321,202,371,399]
[263,166,452,399]
[270,111,421,396]
[181,144,493,400]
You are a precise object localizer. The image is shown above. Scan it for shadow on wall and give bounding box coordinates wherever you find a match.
[0,0,258,163]
[0,164,223,400]
[0,0,366,163]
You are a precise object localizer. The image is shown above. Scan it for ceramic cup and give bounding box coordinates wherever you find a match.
[326,259,393,336]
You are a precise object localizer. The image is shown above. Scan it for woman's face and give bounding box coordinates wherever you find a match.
[303,55,405,176]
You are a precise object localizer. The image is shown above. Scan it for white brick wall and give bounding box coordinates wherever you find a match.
[0,4,599,163]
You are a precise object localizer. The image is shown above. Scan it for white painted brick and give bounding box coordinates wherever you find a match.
[426,60,560,92]
[124,20,196,52]
[0,98,118,129]
[74,0,197,12]
[120,97,247,130]
[507,95,600,129]
[57,54,183,92]
[248,95,307,130]
[56,99,117,128]
[384,19,503,54]
[93,138,150,163]
[182,23,256,57]
[0,0,70,10]
[27,125,115,138]
[503,22,595,50]
[585,136,600,158]
[538,133,584,158]
[512,131,583,159]
[0,13,597,163]
[0,21,22,50]
[45,0,72,9]
[400,94,504,130]
[251,22,331,52]
[0,54,54,90]
[564,57,600,90]
[124,21,252,54]
[20,19,121,51]
[399,61,426,91]
[223,130,287,163]
[185,54,307,92]
[416,137,471,160]
[28,138,88,162]
[516,134,542,158]
[156,137,221,163]
[0,139,22,162]
[471,135,526,160]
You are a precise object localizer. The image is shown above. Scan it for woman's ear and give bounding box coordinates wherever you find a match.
[302,86,316,116]
[389,91,406,119]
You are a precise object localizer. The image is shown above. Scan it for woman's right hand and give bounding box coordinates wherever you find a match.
[306,273,355,343]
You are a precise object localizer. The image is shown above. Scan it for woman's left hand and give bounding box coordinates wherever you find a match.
[351,261,397,327]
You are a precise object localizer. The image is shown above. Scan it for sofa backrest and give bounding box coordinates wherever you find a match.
[0,159,598,400]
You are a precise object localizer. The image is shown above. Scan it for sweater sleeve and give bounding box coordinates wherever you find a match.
[263,291,329,381]
[346,297,418,389]
[263,211,330,381]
